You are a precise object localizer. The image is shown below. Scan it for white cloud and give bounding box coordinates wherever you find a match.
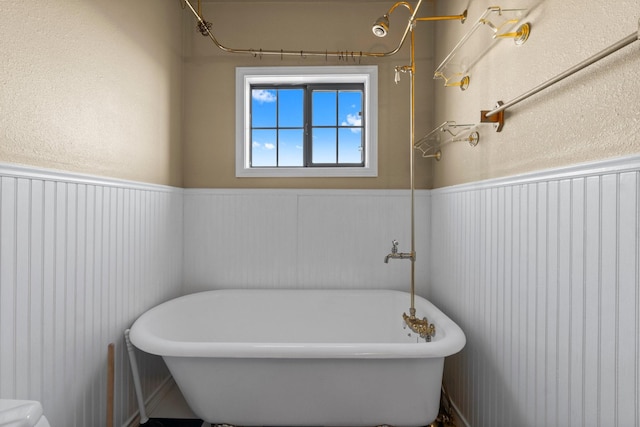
[342,113,362,133]
[342,113,361,127]
[253,141,275,150]
[252,89,276,103]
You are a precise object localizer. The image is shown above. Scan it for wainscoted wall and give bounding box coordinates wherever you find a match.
[5,155,639,427]
[0,164,183,426]
[430,155,640,427]
[183,189,431,295]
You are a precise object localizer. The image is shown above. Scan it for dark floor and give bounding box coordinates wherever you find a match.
[142,419,203,427]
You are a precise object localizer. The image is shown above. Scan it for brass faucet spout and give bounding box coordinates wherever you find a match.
[384,239,415,263]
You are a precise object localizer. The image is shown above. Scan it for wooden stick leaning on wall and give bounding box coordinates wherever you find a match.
[107,343,115,427]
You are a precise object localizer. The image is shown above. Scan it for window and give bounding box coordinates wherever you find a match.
[236,66,378,177]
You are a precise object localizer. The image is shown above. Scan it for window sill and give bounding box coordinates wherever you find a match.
[236,166,377,178]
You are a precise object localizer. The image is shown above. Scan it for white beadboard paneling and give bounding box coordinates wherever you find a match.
[183,189,430,295]
[431,156,640,427]
[297,192,417,290]
[1,177,17,397]
[183,191,299,290]
[617,171,639,427]
[0,164,183,427]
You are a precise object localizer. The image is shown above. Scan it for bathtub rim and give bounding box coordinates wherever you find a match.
[129,289,466,359]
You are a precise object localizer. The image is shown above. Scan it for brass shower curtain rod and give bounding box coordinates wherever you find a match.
[481,19,640,132]
[182,0,466,60]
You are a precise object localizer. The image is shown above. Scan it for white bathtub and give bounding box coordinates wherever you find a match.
[129,289,465,427]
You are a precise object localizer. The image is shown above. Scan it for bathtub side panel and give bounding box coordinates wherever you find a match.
[165,356,444,427]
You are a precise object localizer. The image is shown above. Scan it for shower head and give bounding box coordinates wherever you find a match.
[372,14,390,37]
[371,1,465,41]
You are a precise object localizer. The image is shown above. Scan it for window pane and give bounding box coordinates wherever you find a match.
[251,129,277,167]
[278,129,304,166]
[312,128,337,164]
[251,89,277,127]
[338,128,363,164]
[312,91,336,126]
[338,91,362,129]
[278,89,303,128]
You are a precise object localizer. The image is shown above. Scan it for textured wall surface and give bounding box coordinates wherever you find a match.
[432,0,640,187]
[0,0,183,186]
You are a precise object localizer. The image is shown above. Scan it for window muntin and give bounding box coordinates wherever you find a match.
[236,66,378,178]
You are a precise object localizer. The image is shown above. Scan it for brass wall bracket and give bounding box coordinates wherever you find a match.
[481,101,505,132]
[478,23,639,132]
[467,131,480,146]
[434,7,531,90]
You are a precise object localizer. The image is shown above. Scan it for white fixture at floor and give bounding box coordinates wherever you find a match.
[0,399,51,427]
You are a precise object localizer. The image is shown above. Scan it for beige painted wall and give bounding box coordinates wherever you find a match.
[0,0,183,186]
[182,1,448,189]
[432,0,640,187]
[5,1,630,189]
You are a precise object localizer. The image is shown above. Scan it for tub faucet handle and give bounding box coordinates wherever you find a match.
[391,239,399,254]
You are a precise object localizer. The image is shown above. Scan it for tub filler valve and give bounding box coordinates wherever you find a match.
[384,240,415,263]
[403,308,436,341]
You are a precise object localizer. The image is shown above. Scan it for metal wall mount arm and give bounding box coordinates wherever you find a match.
[434,6,530,90]
[481,20,639,132]
[414,121,479,160]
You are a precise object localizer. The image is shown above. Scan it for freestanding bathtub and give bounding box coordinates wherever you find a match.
[129,289,465,427]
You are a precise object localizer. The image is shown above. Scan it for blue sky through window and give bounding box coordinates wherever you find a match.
[251,86,363,167]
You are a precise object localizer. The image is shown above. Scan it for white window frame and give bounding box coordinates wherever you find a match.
[236,66,378,178]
